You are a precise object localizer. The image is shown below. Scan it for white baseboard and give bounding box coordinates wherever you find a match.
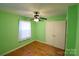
[35,40,64,50]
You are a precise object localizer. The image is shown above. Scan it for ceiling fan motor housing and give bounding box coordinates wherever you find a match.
[34,14,40,19]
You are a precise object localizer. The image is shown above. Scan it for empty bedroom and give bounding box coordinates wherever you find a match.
[0,3,79,56]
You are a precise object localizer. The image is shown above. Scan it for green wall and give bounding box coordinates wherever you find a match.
[65,5,78,56]
[35,21,46,42]
[0,11,35,55]
[31,21,37,40]
[47,15,66,21]
[75,4,79,55]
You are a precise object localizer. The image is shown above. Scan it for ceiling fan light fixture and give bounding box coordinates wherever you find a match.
[34,18,39,22]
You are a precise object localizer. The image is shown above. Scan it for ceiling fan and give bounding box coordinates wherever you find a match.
[30,11,47,22]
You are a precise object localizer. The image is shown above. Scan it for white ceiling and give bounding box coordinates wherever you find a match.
[0,3,74,17]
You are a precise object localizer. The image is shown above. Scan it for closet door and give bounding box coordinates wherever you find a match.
[46,21,66,49]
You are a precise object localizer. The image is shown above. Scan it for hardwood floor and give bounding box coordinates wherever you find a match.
[6,41,64,56]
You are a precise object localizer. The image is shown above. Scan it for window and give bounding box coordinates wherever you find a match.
[19,20,31,41]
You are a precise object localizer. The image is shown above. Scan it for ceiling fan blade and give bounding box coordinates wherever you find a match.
[40,17,47,20]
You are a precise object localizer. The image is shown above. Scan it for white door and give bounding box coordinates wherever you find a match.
[46,21,66,49]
